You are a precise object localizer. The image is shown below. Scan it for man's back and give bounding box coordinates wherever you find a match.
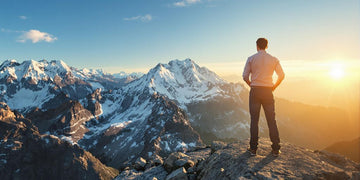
[243,50,284,87]
[242,38,284,157]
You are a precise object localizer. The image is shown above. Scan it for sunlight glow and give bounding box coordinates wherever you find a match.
[329,62,345,80]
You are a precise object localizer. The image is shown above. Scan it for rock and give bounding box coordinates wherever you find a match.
[174,159,195,170]
[115,166,167,180]
[152,154,164,166]
[164,152,190,172]
[187,167,196,174]
[211,141,227,153]
[134,157,147,171]
[188,174,196,180]
[197,139,360,179]
[0,104,119,180]
[166,167,188,180]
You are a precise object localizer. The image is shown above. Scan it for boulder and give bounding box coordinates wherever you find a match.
[174,159,195,170]
[152,154,164,166]
[210,141,227,154]
[134,157,147,171]
[166,167,188,180]
[164,152,190,172]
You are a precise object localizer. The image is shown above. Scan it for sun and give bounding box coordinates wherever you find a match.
[329,63,345,80]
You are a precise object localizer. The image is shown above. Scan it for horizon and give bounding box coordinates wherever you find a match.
[1,57,359,115]
[1,1,360,178]
[0,0,359,139]
[0,0,359,71]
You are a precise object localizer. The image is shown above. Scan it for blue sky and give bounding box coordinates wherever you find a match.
[0,0,359,74]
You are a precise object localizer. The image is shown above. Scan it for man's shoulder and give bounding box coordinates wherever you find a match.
[247,52,259,60]
[265,53,279,62]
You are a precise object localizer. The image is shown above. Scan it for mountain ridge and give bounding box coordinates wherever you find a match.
[0,58,358,178]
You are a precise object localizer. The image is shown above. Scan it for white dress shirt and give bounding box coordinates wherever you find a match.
[242,50,285,87]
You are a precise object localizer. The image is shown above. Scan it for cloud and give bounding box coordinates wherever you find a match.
[19,16,27,20]
[17,29,57,43]
[123,14,152,22]
[173,0,201,7]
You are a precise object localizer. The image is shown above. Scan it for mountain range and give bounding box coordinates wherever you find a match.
[0,58,359,179]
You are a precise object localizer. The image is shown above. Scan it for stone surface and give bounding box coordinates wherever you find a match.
[210,141,227,153]
[134,157,147,171]
[164,152,190,173]
[165,167,187,180]
[174,159,195,170]
[116,166,168,180]
[152,154,164,166]
[197,139,360,180]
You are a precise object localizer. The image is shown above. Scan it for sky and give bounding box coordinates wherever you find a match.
[0,0,359,74]
[0,0,359,116]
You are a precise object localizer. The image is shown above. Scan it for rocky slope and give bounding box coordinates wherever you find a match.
[80,93,204,169]
[0,102,118,180]
[26,100,95,143]
[325,137,360,163]
[117,139,360,180]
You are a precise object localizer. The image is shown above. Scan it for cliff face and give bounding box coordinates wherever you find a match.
[0,103,118,180]
[117,139,360,180]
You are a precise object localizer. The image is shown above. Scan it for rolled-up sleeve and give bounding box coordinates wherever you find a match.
[275,59,285,80]
[242,57,251,81]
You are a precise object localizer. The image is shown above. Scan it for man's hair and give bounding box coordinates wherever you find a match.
[256,38,268,50]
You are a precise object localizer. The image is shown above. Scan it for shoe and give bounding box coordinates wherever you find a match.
[271,149,281,157]
[247,147,257,156]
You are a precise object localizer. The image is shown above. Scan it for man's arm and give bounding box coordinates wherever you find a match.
[242,58,251,87]
[272,60,285,91]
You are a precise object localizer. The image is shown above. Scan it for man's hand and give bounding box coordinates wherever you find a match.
[272,76,284,91]
[272,86,276,91]
[244,79,251,87]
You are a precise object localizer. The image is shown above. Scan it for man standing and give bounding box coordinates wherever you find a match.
[242,38,285,156]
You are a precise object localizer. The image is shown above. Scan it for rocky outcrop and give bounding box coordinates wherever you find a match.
[197,139,360,179]
[0,103,118,180]
[86,93,204,169]
[117,139,360,180]
[26,100,94,142]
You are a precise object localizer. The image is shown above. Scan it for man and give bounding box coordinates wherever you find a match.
[242,38,285,157]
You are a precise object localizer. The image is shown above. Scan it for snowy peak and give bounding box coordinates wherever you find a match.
[112,71,144,79]
[149,58,225,85]
[0,59,72,82]
[127,59,233,105]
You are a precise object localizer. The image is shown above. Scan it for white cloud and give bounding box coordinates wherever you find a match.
[18,29,57,43]
[173,0,201,7]
[19,16,27,20]
[123,14,152,22]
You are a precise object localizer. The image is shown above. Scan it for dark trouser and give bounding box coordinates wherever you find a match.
[249,86,280,151]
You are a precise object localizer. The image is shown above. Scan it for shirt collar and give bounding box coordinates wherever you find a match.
[258,50,266,53]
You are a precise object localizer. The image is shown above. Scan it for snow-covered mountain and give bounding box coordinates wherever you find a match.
[1,58,355,170]
[124,59,232,106]
[112,71,144,79]
[0,59,138,112]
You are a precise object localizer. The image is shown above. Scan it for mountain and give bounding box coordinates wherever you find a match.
[80,92,203,169]
[117,139,360,179]
[1,58,358,171]
[0,59,138,113]
[106,59,247,143]
[112,71,144,80]
[324,137,360,163]
[26,100,95,143]
[0,102,118,180]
